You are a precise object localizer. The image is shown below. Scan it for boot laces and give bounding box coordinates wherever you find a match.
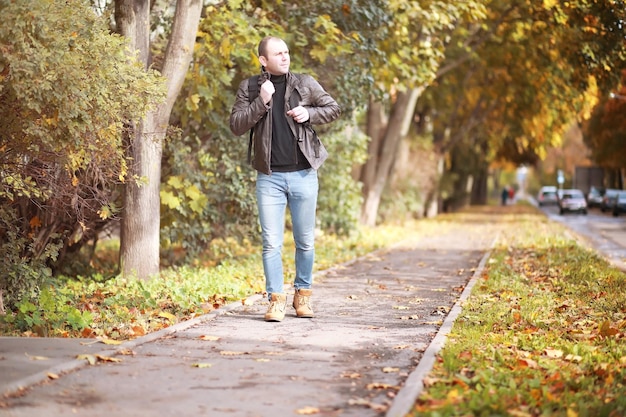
[269,299,285,313]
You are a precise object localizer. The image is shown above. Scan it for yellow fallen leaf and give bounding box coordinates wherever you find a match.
[393,345,410,349]
[199,335,220,341]
[295,406,320,415]
[255,358,271,362]
[340,372,361,379]
[241,298,255,306]
[192,363,213,368]
[366,382,399,390]
[25,353,49,361]
[99,338,122,345]
[158,311,177,322]
[77,354,97,365]
[220,351,248,356]
[393,306,410,310]
[47,373,59,380]
[382,367,400,373]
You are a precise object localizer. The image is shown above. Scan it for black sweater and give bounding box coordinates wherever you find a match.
[270,74,310,172]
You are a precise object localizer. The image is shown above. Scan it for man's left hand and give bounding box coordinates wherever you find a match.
[287,106,310,124]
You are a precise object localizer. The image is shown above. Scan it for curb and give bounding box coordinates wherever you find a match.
[2,293,264,398]
[385,237,497,417]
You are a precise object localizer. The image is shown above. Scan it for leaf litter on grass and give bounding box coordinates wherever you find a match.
[413,206,626,416]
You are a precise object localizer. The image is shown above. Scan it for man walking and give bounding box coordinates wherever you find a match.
[230,36,341,322]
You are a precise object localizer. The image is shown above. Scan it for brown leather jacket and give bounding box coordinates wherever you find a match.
[230,72,341,174]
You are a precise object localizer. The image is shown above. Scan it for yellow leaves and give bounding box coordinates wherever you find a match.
[186,93,200,111]
[25,353,49,361]
[219,350,248,356]
[295,406,320,415]
[199,335,220,341]
[158,311,177,323]
[191,363,212,368]
[542,0,559,10]
[77,354,122,365]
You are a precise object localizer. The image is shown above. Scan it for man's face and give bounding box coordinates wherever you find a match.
[259,38,290,76]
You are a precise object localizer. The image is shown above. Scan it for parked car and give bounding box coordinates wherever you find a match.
[586,186,605,208]
[537,186,558,206]
[612,191,626,216]
[558,189,588,215]
[600,189,620,212]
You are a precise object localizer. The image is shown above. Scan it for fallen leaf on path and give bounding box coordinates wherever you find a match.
[393,306,410,310]
[77,354,97,365]
[192,363,213,368]
[393,345,410,350]
[241,297,255,306]
[95,354,122,363]
[366,382,400,390]
[255,358,271,362]
[25,353,49,361]
[199,335,220,341]
[47,373,59,380]
[346,295,358,300]
[220,351,248,356]
[400,315,419,320]
[340,372,361,379]
[295,406,320,415]
[99,338,122,345]
[348,398,388,412]
[382,367,400,373]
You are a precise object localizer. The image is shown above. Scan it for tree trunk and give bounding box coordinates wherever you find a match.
[116,0,203,279]
[359,87,424,226]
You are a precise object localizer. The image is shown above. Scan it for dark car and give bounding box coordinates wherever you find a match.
[586,186,605,208]
[558,189,588,215]
[612,191,626,217]
[600,189,620,212]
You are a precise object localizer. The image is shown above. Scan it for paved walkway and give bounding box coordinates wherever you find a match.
[1,216,501,417]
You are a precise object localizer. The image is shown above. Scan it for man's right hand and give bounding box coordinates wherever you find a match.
[259,80,275,104]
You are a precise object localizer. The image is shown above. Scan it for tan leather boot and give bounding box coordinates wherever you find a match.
[293,289,314,318]
[264,293,287,322]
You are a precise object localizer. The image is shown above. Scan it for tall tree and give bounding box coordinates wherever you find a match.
[357,0,487,226]
[115,0,203,279]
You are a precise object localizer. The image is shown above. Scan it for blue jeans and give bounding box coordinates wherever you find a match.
[256,169,318,300]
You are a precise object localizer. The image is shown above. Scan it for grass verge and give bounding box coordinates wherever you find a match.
[412,206,626,417]
[0,220,444,340]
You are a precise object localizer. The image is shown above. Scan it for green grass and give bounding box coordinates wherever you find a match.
[413,207,626,417]
[0,220,429,340]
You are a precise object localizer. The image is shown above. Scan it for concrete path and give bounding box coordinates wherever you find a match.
[1,218,501,417]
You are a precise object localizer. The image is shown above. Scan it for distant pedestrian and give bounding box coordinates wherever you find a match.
[508,186,515,203]
[229,36,341,322]
[501,186,509,206]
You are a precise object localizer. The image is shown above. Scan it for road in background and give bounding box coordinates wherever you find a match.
[538,202,626,271]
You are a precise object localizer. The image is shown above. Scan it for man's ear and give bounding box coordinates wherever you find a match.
[259,56,267,67]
